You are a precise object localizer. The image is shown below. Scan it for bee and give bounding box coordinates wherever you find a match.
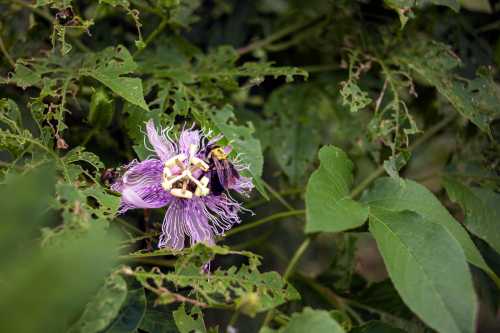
[206,146,240,195]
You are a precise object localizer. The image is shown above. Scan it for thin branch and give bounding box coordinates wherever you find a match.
[237,16,324,56]
[0,34,15,68]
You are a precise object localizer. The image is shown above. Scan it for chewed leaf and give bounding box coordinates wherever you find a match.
[340,81,372,113]
[126,244,298,314]
[394,40,500,133]
[81,46,149,111]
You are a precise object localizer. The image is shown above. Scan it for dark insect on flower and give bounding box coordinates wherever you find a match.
[101,167,123,187]
[207,146,240,195]
[55,7,75,26]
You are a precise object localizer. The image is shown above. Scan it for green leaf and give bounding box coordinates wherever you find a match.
[369,208,477,333]
[173,304,206,333]
[81,46,149,111]
[443,178,500,254]
[264,307,345,333]
[211,105,264,192]
[263,84,328,184]
[361,177,495,279]
[69,274,128,333]
[305,146,369,233]
[103,286,147,333]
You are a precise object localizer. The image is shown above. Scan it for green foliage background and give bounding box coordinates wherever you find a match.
[1,0,500,332]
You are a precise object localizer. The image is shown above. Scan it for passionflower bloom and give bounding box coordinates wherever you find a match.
[111,120,252,250]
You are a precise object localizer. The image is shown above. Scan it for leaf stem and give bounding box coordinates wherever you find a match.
[133,17,169,57]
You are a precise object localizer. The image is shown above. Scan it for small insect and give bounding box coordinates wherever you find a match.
[206,146,240,195]
[101,167,123,187]
[55,7,75,26]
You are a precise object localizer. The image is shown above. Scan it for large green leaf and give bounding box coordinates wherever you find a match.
[369,208,477,333]
[262,308,345,333]
[349,321,406,333]
[0,165,121,333]
[361,177,495,279]
[444,178,500,254]
[69,274,128,333]
[305,146,369,233]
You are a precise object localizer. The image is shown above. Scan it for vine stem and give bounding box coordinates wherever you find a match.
[223,210,305,238]
[237,16,324,55]
[0,33,15,68]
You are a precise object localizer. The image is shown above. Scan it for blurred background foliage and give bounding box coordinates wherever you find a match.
[1,0,500,332]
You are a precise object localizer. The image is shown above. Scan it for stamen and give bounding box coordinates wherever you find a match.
[190,156,209,171]
[161,151,211,198]
[164,154,187,168]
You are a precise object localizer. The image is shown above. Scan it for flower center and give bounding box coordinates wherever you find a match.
[161,144,210,199]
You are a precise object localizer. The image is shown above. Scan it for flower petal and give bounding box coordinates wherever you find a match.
[158,198,214,250]
[179,128,201,155]
[113,159,171,213]
[146,120,176,161]
[203,194,243,235]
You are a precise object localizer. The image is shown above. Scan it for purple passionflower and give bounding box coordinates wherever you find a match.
[112,120,253,250]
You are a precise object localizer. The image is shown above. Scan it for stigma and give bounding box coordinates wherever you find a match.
[161,144,211,199]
